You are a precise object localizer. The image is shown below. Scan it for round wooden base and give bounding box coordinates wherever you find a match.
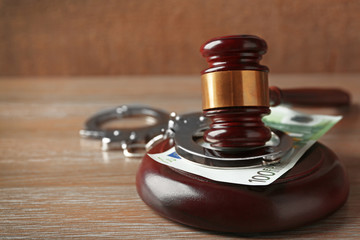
[136,139,349,233]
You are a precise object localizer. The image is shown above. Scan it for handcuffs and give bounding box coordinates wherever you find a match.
[80,105,293,168]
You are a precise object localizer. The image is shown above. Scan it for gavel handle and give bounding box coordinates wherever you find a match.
[269,86,351,107]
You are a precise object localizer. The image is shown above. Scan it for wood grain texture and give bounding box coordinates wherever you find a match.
[0,74,360,239]
[1,0,360,76]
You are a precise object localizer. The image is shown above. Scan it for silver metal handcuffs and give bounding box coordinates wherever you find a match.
[80,105,169,157]
[80,105,293,168]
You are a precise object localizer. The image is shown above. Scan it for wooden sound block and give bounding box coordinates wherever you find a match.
[136,139,349,233]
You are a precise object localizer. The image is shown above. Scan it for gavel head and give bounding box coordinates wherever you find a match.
[200,35,272,149]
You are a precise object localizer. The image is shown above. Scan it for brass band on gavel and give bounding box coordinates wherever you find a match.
[201,70,270,110]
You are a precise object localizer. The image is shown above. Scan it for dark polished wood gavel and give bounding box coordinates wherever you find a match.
[136,34,350,233]
[200,35,350,148]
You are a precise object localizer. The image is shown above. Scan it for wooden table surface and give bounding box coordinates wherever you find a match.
[1,75,359,239]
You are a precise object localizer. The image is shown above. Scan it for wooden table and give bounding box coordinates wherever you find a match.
[1,75,359,239]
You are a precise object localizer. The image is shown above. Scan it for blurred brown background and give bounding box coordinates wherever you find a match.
[0,0,359,76]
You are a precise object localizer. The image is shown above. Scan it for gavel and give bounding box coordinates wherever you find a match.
[136,35,350,233]
[201,35,350,148]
